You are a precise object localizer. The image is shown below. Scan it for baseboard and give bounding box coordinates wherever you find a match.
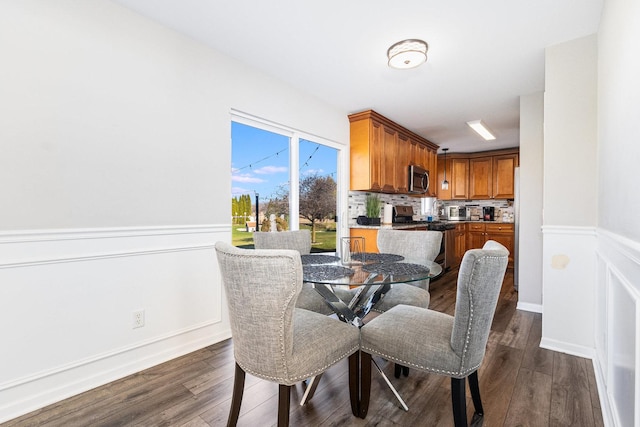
[539,337,595,359]
[0,323,231,423]
[516,301,543,313]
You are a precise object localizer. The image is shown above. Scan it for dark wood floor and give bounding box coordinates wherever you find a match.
[5,268,604,426]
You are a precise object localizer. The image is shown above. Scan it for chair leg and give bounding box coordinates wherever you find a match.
[402,365,410,377]
[394,363,402,378]
[227,363,245,427]
[348,352,360,417]
[277,384,291,427]
[468,371,484,417]
[451,377,468,427]
[359,352,372,419]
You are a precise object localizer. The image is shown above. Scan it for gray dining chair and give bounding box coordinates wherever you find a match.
[359,241,509,427]
[215,242,361,427]
[373,229,442,313]
[253,229,312,254]
[374,229,443,378]
[254,229,333,315]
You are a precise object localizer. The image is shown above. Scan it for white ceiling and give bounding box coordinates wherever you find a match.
[111,0,603,153]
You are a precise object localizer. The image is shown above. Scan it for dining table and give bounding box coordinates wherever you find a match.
[299,252,443,409]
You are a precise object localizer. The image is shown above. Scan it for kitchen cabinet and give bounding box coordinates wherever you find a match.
[466,222,515,267]
[437,157,469,200]
[469,157,493,199]
[349,228,380,253]
[349,110,439,195]
[437,148,519,200]
[492,153,519,199]
[451,223,467,268]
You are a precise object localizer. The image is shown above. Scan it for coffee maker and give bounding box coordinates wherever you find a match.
[482,206,495,221]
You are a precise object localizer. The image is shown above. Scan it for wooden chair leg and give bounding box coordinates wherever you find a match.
[348,352,360,417]
[359,352,372,419]
[468,371,484,417]
[451,377,468,427]
[227,363,245,427]
[277,384,291,427]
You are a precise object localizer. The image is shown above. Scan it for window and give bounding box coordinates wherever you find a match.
[231,112,342,252]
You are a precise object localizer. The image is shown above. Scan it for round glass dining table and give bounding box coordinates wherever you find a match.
[301,253,442,328]
[299,252,442,410]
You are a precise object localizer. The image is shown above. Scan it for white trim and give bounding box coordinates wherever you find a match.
[539,337,595,359]
[0,244,216,269]
[516,301,543,313]
[0,224,226,244]
[597,228,640,265]
[541,225,597,236]
[592,357,616,427]
[0,319,223,392]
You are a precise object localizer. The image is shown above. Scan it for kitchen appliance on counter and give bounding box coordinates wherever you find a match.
[482,206,495,221]
[392,205,417,223]
[468,206,481,221]
[408,164,429,194]
[447,205,469,221]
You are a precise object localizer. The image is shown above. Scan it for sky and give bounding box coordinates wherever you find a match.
[231,122,337,201]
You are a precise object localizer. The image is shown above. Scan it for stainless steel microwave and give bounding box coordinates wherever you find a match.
[408,165,429,194]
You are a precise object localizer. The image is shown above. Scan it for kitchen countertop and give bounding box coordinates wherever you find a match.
[350,219,514,230]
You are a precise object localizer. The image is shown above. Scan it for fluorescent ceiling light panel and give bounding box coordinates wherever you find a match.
[466,120,496,141]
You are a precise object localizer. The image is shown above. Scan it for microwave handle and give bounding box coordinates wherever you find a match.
[422,172,429,193]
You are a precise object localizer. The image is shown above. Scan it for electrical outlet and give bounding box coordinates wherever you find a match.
[132,309,145,329]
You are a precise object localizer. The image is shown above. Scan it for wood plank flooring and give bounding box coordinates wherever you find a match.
[4,268,604,426]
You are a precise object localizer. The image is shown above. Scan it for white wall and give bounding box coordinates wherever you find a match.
[541,35,598,354]
[517,92,544,311]
[594,0,640,425]
[0,1,349,422]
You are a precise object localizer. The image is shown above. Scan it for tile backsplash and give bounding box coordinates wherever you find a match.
[348,191,514,225]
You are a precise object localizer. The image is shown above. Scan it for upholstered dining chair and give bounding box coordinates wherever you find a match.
[253,229,312,254]
[373,229,442,313]
[215,242,360,427]
[374,229,443,378]
[254,229,333,315]
[359,241,509,427]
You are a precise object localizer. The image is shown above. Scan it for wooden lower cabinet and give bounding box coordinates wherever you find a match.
[451,223,467,269]
[465,222,515,268]
[349,228,380,253]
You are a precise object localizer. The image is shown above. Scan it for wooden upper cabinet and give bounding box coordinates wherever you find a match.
[395,134,410,193]
[381,126,398,193]
[436,156,452,200]
[349,110,439,194]
[469,157,493,199]
[492,153,518,199]
[451,158,469,199]
[439,148,519,200]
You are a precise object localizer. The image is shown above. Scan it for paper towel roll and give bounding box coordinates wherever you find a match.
[383,203,393,224]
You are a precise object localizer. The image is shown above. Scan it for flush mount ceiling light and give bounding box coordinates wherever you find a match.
[467,120,496,141]
[387,39,428,69]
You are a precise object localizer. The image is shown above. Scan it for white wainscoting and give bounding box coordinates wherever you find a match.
[0,225,232,423]
[540,225,597,358]
[594,230,640,427]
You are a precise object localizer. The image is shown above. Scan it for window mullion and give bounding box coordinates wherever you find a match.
[289,133,300,230]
